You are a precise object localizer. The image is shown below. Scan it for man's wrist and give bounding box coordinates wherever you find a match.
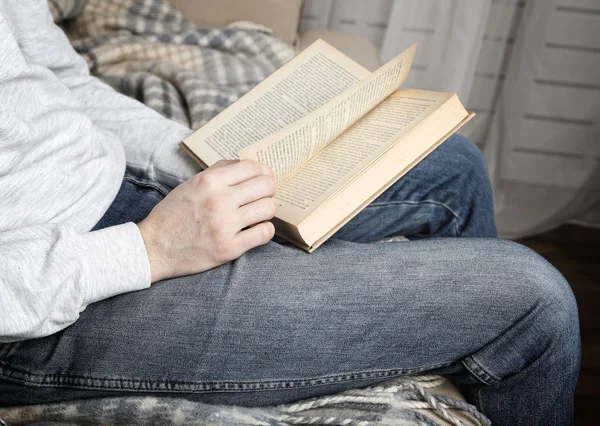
[137,219,170,283]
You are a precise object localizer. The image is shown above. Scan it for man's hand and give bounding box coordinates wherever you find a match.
[136,160,277,283]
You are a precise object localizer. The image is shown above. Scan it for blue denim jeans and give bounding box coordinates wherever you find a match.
[0,136,580,426]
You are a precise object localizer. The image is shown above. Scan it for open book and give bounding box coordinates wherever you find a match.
[181,39,474,252]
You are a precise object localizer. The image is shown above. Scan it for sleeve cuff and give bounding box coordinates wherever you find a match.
[80,222,151,306]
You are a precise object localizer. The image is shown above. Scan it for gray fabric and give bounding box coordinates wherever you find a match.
[50,0,295,130]
[0,376,489,425]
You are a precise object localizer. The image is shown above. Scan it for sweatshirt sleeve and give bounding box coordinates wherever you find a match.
[60,74,201,190]
[0,4,151,342]
[0,224,150,342]
[4,0,201,190]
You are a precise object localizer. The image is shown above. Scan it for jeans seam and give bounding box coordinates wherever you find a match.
[461,355,500,385]
[0,361,454,393]
[123,175,170,197]
[365,200,462,236]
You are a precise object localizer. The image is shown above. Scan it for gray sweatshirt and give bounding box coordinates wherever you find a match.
[0,0,200,342]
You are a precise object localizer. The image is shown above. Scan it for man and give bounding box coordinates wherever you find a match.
[0,1,580,425]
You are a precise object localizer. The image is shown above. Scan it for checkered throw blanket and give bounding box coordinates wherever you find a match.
[0,375,489,426]
[49,0,295,130]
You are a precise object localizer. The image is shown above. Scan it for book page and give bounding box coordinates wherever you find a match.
[272,90,457,225]
[240,44,417,182]
[305,111,474,251]
[181,39,370,167]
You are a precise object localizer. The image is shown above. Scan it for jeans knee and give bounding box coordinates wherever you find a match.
[502,240,580,364]
[472,240,581,385]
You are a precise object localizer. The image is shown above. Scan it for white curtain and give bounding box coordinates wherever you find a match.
[301,0,600,238]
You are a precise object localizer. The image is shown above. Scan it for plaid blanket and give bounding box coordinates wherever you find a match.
[0,375,489,426]
[49,0,295,130]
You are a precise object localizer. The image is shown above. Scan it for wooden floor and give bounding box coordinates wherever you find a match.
[517,225,600,426]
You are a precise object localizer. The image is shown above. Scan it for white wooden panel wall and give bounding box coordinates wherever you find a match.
[300,0,333,30]
[301,0,393,48]
[462,0,523,145]
[500,1,600,189]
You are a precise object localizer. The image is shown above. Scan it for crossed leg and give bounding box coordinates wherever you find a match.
[0,136,579,426]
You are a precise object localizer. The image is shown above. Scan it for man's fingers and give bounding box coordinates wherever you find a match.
[234,221,275,253]
[211,160,274,186]
[237,197,277,229]
[232,175,276,206]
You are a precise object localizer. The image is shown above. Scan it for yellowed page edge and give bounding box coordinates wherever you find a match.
[179,142,209,170]
[271,217,310,251]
